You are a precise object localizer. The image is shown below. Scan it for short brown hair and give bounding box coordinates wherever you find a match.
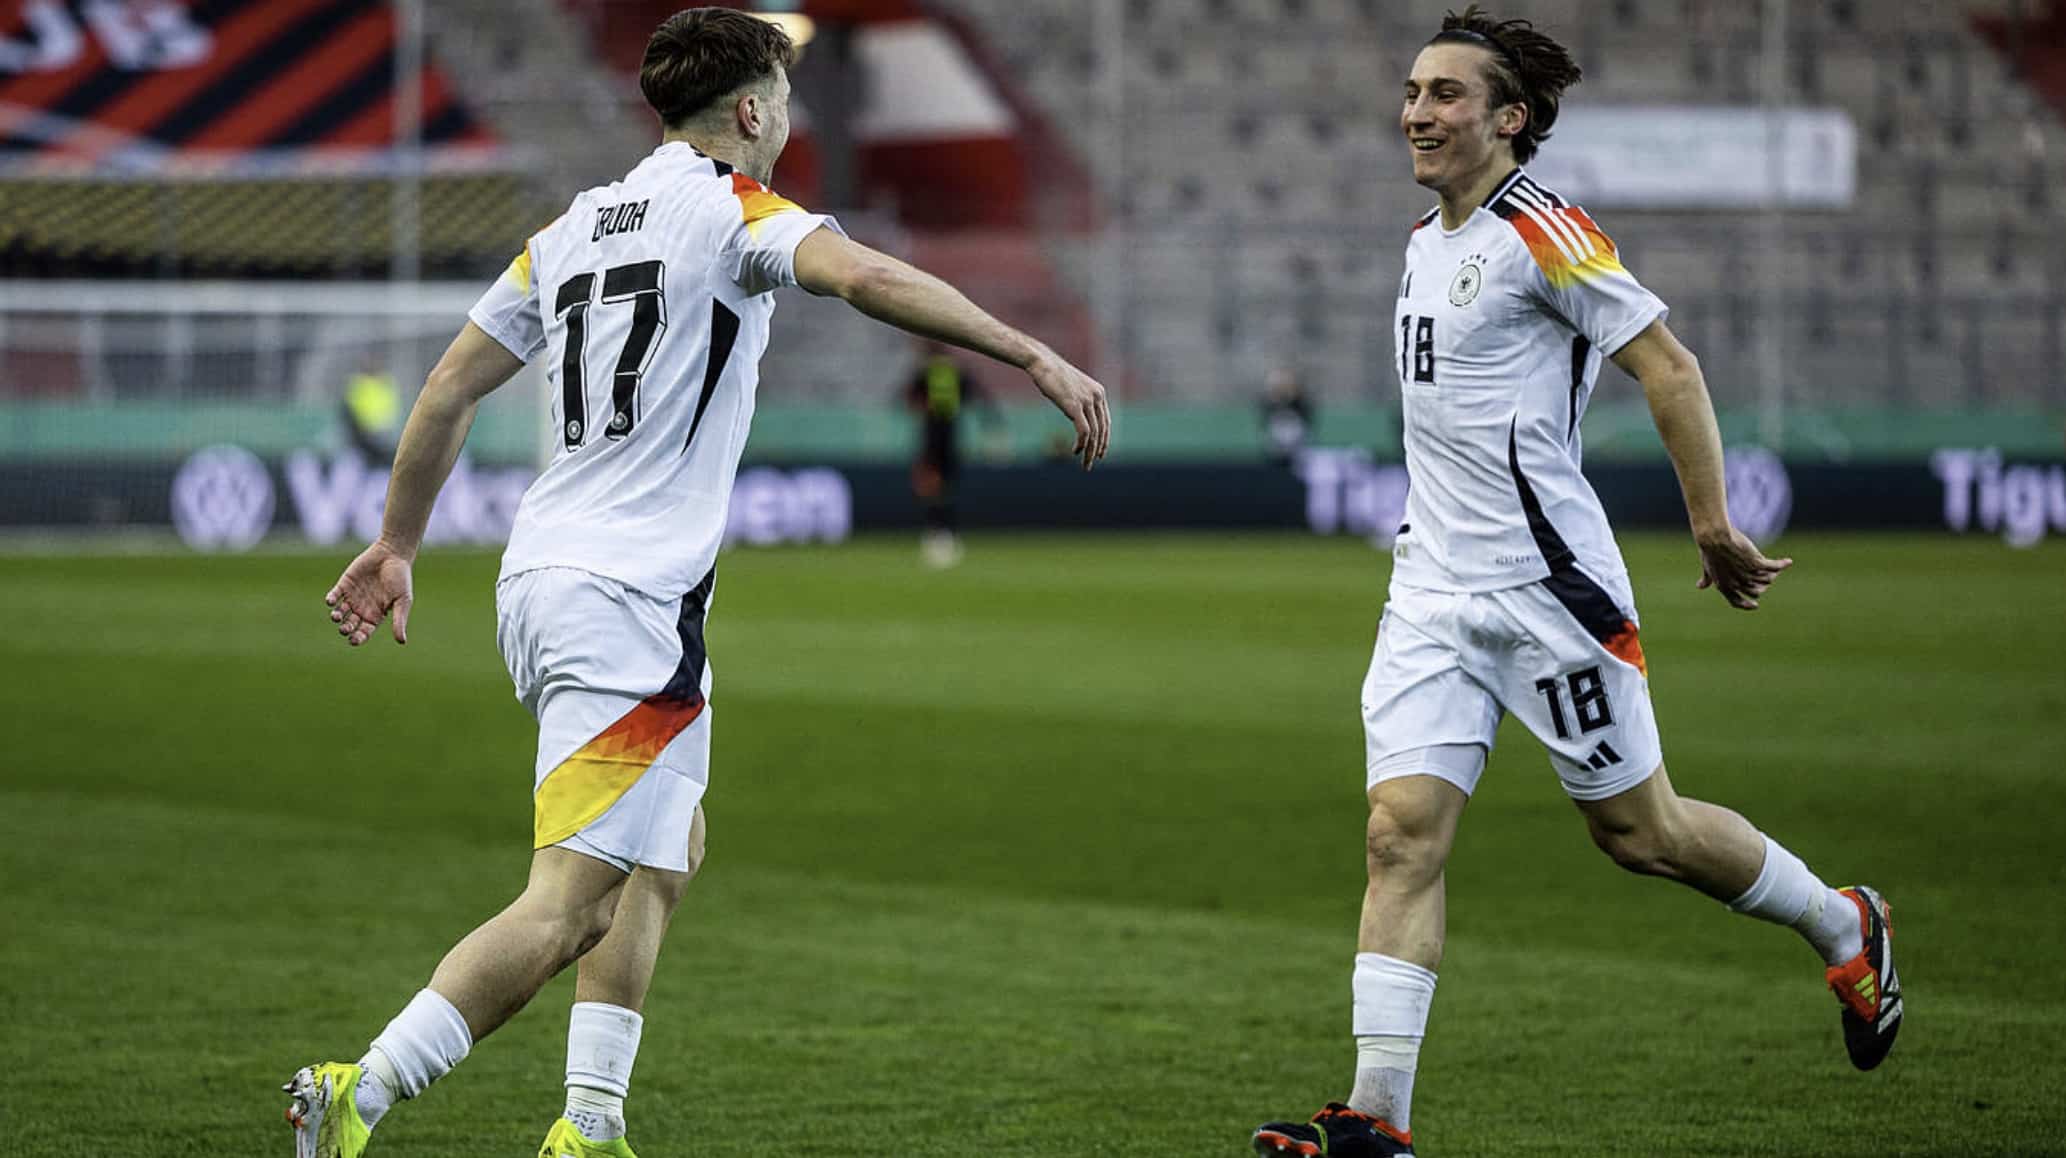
[1430,5,1582,164]
[640,8,797,129]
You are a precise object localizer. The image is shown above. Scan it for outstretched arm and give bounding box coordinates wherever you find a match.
[793,226,1109,469]
[326,322,525,645]
[1610,318,1792,610]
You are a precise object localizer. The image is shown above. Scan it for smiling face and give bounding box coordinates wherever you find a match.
[1400,42,1525,197]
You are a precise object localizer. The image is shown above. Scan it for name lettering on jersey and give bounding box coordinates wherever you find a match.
[593,199,651,242]
[1448,254,1486,307]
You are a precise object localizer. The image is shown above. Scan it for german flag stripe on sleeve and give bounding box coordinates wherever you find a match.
[504,245,533,293]
[1492,178,1627,290]
[503,218,557,293]
[730,171,804,237]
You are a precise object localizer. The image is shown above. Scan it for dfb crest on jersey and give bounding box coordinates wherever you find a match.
[1448,256,1484,307]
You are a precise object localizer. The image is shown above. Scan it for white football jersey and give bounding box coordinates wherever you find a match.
[469,141,841,599]
[1390,168,1666,601]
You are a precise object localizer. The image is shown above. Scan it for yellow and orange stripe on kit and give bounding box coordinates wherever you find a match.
[1504,205,1627,291]
[533,693,705,849]
[731,171,804,238]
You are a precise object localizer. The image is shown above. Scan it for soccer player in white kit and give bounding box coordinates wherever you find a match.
[1252,9,1901,1156]
[282,11,1109,1158]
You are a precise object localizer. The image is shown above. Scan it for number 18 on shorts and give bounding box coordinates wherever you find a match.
[1361,581,1663,801]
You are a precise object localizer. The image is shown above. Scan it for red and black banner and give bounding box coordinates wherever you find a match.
[0,0,494,166]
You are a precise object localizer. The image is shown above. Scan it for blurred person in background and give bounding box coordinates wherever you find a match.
[288,9,1108,1158]
[903,339,998,568]
[1259,363,1314,466]
[338,352,402,463]
[1251,8,1898,1157]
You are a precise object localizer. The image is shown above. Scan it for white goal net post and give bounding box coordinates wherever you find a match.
[0,278,551,469]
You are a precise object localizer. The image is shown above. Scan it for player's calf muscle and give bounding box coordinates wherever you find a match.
[1584,794,1761,896]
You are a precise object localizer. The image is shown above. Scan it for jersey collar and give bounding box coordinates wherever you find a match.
[1437,166,1527,238]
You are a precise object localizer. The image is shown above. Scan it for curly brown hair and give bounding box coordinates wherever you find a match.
[1429,5,1583,164]
[640,7,797,130]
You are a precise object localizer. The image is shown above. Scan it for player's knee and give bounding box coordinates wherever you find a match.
[1366,800,1446,884]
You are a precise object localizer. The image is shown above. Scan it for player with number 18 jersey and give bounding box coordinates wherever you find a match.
[1254,13,1895,1157]
[1391,166,1663,605]
[1375,164,1669,801]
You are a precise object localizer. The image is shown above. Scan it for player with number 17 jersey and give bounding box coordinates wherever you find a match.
[469,141,839,601]
[300,12,1111,1158]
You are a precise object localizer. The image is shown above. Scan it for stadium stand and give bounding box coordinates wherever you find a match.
[934,0,2066,412]
[4,0,2059,425]
[0,0,541,280]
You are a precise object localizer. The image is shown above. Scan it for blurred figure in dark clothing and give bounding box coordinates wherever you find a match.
[1260,364,1314,465]
[904,343,996,567]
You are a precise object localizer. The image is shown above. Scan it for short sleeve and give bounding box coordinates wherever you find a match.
[1505,202,1666,356]
[468,239,547,361]
[718,172,843,296]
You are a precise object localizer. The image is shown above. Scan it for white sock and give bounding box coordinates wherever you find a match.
[565,1002,644,1140]
[1350,1037,1421,1132]
[1727,835,1862,966]
[566,1086,626,1141]
[354,1051,399,1129]
[1349,953,1437,1131]
[1806,885,1866,966]
[359,987,472,1125]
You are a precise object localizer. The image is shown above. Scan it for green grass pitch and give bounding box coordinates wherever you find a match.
[2,533,2062,1156]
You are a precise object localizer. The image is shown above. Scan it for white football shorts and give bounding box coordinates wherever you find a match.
[1361,574,1662,801]
[495,566,715,872]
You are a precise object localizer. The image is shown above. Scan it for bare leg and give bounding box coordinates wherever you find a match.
[1343,773,1471,1133]
[1359,775,1470,968]
[575,808,707,1011]
[1574,764,1765,900]
[1577,762,1865,971]
[547,811,707,1143]
[429,847,628,1041]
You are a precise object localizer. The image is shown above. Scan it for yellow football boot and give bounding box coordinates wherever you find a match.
[537,1116,639,1158]
[283,1062,373,1158]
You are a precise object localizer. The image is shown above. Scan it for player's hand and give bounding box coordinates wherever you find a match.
[1026,352,1110,470]
[1694,526,1792,611]
[325,539,415,646]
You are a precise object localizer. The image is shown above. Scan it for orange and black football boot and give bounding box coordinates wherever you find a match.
[1253,1102,1414,1156]
[1825,885,1903,1070]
